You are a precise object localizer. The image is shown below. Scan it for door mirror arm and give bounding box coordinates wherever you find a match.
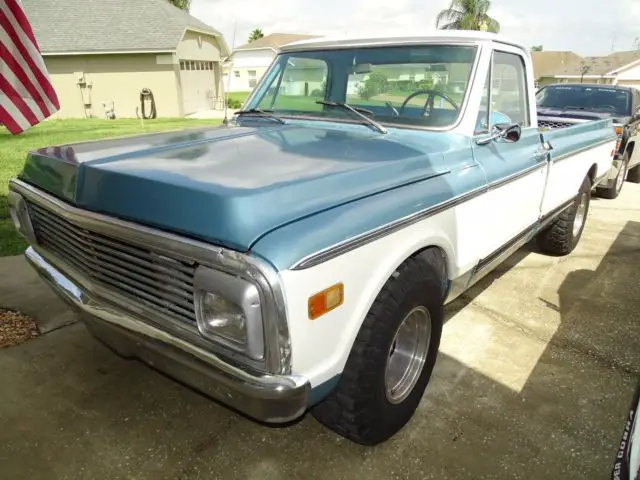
[476,123,522,146]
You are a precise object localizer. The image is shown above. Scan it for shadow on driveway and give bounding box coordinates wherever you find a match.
[0,224,638,480]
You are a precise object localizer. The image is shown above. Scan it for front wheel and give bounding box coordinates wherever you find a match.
[536,175,591,256]
[311,251,444,446]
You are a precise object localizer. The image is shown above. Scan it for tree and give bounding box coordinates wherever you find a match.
[248,29,265,43]
[580,63,591,83]
[531,45,544,52]
[167,0,190,11]
[358,72,389,100]
[436,0,500,33]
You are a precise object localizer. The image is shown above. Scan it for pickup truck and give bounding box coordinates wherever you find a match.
[537,83,640,199]
[8,32,618,446]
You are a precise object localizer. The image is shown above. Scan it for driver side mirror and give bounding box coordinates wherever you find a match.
[476,122,522,145]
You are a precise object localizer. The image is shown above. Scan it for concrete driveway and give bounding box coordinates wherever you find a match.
[1,184,639,480]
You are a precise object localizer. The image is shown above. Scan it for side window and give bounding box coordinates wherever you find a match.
[491,51,530,127]
[257,57,328,112]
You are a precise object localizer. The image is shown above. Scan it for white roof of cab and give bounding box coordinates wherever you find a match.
[280,30,527,54]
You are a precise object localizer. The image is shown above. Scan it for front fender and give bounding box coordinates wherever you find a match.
[250,164,488,390]
[278,219,458,390]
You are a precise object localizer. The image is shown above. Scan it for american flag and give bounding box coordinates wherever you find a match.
[0,0,60,134]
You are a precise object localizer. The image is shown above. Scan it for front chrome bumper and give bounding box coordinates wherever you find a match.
[25,246,310,424]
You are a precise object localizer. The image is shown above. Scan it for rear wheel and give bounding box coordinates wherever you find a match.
[536,175,591,256]
[311,250,444,446]
[597,152,628,199]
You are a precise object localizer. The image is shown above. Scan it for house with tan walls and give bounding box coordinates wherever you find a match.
[223,33,320,93]
[531,51,584,87]
[22,0,229,119]
[547,50,640,90]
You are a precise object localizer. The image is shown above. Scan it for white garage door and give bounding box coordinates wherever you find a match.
[180,60,215,115]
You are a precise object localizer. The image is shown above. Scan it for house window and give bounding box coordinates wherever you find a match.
[248,70,257,88]
[234,70,240,77]
[180,60,185,70]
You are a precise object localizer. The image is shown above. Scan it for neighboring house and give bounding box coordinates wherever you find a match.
[224,33,319,92]
[547,50,640,89]
[22,0,230,119]
[530,51,584,87]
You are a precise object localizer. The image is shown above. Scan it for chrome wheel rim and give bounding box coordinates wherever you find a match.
[616,162,627,193]
[572,192,588,237]
[385,306,431,404]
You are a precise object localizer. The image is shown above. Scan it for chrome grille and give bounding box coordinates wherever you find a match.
[27,202,197,325]
[538,119,574,129]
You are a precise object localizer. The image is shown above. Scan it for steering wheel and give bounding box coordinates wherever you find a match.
[399,89,460,117]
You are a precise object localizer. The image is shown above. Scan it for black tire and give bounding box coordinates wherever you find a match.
[536,175,591,256]
[597,152,628,199]
[627,163,640,183]
[311,250,444,446]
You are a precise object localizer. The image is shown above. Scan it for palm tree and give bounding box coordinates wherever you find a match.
[436,0,500,33]
[248,29,265,43]
[167,0,190,10]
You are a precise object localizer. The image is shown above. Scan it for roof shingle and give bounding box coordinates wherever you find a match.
[531,51,583,78]
[553,50,640,76]
[22,0,226,55]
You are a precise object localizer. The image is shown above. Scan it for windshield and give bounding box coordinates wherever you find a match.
[244,44,478,129]
[536,85,632,116]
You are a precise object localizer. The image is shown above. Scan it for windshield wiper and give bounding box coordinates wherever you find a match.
[315,101,387,134]
[235,108,286,124]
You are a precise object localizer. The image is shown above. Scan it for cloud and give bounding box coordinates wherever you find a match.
[191,0,638,56]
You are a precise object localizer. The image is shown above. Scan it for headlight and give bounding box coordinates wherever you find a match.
[198,292,246,345]
[194,266,265,360]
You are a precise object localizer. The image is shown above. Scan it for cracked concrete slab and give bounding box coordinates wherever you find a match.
[0,184,639,479]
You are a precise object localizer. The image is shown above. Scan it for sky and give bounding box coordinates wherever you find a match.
[190,0,640,57]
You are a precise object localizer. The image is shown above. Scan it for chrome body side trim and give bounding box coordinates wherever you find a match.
[291,183,488,270]
[291,161,548,271]
[9,179,292,375]
[551,137,616,163]
[24,246,310,424]
[486,162,547,191]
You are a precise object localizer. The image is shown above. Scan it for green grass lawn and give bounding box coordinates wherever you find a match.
[228,91,251,106]
[0,117,221,257]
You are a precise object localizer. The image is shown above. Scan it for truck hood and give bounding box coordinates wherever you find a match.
[19,122,459,251]
[537,107,630,126]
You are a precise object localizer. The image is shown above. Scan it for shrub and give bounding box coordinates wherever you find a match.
[227,98,242,109]
[358,72,389,100]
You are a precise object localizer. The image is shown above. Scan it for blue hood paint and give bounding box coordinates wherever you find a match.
[19,121,465,252]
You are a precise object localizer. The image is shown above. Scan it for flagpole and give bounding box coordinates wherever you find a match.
[223,21,237,126]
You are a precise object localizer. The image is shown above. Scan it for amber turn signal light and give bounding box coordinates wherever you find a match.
[308,283,344,320]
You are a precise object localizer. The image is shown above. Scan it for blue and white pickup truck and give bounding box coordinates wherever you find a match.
[8,32,618,445]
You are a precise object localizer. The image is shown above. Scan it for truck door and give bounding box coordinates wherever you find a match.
[472,48,547,261]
